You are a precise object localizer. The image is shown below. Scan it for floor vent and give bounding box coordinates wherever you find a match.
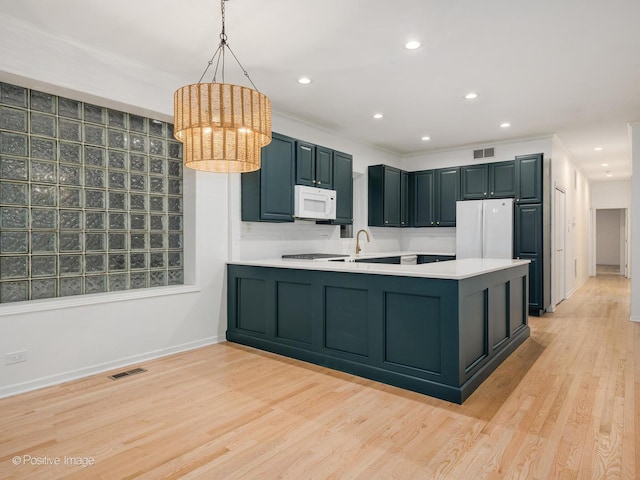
[108,367,147,380]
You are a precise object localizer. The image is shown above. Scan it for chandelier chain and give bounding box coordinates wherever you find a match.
[195,0,261,91]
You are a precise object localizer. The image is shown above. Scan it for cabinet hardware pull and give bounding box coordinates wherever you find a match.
[312,180,316,184]
[317,181,321,184]
[301,146,311,151]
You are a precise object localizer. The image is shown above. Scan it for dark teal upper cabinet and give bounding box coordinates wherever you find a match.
[315,146,334,188]
[411,168,458,227]
[295,141,315,186]
[295,141,333,189]
[489,161,516,198]
[435,167,460,227]
[516,153,543,203]
[412,170,435,227]
[461,164,488,200]
[241,132,295,222]
[331,151,353,224]
[461,161,515,200]
[368,165,403,227]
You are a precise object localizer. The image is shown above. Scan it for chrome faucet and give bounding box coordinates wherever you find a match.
[355,229,370,255]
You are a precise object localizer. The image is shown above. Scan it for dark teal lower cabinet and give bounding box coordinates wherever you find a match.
[227,264,530,404]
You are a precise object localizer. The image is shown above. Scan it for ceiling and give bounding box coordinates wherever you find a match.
[3,0,640,181]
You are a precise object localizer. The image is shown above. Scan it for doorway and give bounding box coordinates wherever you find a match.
[553,186,566,308]
[595,208,627,276]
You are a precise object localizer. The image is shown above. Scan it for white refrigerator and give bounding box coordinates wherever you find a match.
[456,198,514,259]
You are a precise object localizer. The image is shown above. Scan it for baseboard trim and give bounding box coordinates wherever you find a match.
[0,335,224,399]
[630,316,640,323]
[566,275,590,299]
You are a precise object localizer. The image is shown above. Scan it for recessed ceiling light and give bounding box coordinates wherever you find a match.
[606,173,613,177]
[373,113,383,119]
[405,40,421,50]
[298,77,312,85]
[421,136,430,141]
[594,146,603,151]
[500,122,511,128]
[464,92,478,100]
[601,163,609,167]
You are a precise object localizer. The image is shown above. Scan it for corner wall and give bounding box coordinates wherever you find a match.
[551,137,591,299]
[630,122,640,321]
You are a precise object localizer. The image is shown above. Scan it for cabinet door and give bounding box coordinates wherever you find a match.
[515,203,543,311]
[383,167,401,226]
[260,133,296,221]
[461,164,488,200]
[412,170,435,227]
[332,151,353,224]
[295,141,316,187]
[489,161,516,198]
[521,254,542,311]
[514,203,542,257]
[516,154,542,203]
[315,146,334,189]
[435,167,460,226]
[401,171,410,227]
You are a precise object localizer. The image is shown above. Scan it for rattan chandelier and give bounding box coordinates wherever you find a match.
[173,0,272,173]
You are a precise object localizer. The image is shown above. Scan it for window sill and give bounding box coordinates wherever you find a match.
[0,284,201,317]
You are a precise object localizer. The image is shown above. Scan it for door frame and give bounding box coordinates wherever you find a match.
[551,184,567,310]
[590,207,630,277]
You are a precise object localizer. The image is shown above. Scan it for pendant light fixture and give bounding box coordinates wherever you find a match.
[173,0,272,173]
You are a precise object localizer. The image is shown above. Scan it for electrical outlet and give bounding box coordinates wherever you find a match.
[5,350,27,365]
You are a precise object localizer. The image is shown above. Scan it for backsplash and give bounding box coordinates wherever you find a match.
[233,221,403,260]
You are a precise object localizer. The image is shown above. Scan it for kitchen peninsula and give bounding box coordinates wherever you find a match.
[226,256,530,404]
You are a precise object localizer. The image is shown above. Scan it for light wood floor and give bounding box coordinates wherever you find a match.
[597,264,623,276]
[0,275,637,479]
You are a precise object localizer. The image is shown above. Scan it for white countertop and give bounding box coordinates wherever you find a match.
[228,256,530,280]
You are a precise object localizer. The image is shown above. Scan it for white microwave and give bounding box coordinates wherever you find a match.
[294,185,337,220]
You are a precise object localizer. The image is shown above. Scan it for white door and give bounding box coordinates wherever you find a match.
[553,187,566,306]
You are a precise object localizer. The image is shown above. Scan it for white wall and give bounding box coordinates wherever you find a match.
[401,136,553,171]
[591,180,632,209]
[630,122,640,322]
[551,137,591,298]
[596,210,621,265]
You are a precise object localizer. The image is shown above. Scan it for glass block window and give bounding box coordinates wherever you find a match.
[0,82,184,303]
